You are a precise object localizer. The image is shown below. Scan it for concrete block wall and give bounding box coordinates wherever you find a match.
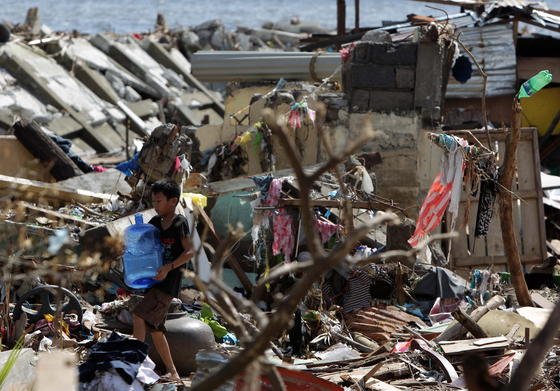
[343,42,417,113]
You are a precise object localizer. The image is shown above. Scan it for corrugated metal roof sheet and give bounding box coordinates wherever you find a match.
[446,23,517,98]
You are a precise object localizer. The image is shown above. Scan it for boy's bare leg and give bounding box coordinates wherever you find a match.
[151,331,180,379]
[133,314,147,342]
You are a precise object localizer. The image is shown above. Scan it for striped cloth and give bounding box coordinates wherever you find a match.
[342,270,372,313]
[408,173,453,247]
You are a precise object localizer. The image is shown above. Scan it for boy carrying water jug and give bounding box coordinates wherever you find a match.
[132,179,194,380]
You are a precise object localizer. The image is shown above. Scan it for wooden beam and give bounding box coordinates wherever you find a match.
[13,120,83,180]
[18,201,100,227]
[436,295,505,342]
[451,307,488,339]
[279,197,404,213]
[0,173,115,205]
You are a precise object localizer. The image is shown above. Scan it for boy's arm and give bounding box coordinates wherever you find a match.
[154,236,194,281]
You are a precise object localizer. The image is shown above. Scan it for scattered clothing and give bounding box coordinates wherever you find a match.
[116,153,140,177]
[136,357,159,385]
[49,134,94,173]
[79,332,148,385]
[251,174,274,199]
[342,270,372,313]
[80,370,144,391]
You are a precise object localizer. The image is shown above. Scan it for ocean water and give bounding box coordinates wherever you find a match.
[4,0,559,34]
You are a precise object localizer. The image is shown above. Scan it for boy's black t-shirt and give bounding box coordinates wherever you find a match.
[148,214,190,297]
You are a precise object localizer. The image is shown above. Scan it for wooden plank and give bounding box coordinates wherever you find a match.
[531,292,555,310]
[516,139,536,191]
[521,198,542,257]
[449,128,535,143]
[13,120,83,180]
[0,136,54,182]
[472,336,508,346]
[0,173,115,205]
[532,128,548,262]
[18,201,100,227]
[450,128,546,267]
[485,202,504,259]
[279,198,404,213]
[439,336,508,355]
[452,256,542,267]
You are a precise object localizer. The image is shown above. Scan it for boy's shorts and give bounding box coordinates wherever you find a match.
[132,288,172,331]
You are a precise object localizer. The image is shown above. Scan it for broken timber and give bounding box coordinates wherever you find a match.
[0,174,115,205]
[12,120,83,180]
[279,198,405,214]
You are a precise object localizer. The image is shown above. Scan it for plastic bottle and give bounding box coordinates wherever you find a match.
[518,70,552,98]
[122,213,163,289]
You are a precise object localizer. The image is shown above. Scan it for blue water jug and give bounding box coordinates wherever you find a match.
[123,214,164,289]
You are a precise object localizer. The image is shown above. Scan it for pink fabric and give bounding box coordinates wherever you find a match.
[315,219,339,243]
[273,212,295,262]
[391,340,412,354]
[288,109,302,130]
[408,173,453,247]
[264,178,282,207]
[92,165,107,172]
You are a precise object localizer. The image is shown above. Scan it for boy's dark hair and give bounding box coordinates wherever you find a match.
[151,179,181,199]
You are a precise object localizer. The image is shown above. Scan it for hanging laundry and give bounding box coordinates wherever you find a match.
[272,212,295,262]
[475,158,498,237]
[234,130,253,146]
[315,219,340,243]
[288,102,304,130]
[264,178,283,207]
[79,332,148,385]
[178,153,193,176]
[251,174,274,200]
[287,100,313,130]
[409,134,469,247]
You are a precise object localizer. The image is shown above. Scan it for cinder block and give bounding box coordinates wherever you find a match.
[351,43,371,64]
[370,90,414,112]
[350,64,396,89]
[368,42,418,65]
[396,67,415,89]
[350,89,371,113]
